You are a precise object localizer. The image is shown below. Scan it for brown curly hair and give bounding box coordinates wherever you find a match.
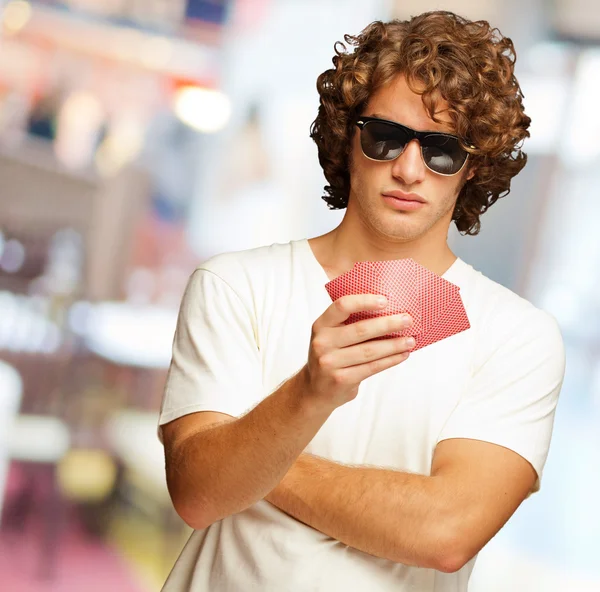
[310,10,531,236]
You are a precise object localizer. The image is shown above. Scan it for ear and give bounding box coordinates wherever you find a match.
[465,164,477,182]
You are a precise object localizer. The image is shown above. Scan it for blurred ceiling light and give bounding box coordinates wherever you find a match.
[2,0,32,34]
[173,86,231,133]
[141,36,174,70]
[0,239,25,273]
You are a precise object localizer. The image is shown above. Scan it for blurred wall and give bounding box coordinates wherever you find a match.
[186,0,394,259]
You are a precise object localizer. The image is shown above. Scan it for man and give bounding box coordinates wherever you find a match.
[158,11,566,591]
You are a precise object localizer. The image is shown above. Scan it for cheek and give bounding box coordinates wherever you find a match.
[424,176,462,210]
[349,145,373,189]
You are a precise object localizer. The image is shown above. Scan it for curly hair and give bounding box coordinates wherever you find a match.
[310,10,531,236]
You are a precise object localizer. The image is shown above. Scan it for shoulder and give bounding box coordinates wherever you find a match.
[461,263,564,367]
[182,241,299,314]
[192,241,296,289]
[197,241,296,275]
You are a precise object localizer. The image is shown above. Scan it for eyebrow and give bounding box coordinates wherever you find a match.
[368,112,455,135]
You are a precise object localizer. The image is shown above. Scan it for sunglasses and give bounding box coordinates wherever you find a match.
[355,116,473,176]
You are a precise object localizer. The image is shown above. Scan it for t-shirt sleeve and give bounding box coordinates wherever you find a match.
[435,308,566,495]
[158,267,264,440]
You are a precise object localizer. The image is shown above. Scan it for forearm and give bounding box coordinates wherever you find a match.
[266,454,458,571]
[168,369,334,529]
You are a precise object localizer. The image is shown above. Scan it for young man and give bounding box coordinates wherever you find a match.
[158,11,566,591]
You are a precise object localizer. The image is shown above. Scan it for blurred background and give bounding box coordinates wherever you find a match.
[0,0,598,590]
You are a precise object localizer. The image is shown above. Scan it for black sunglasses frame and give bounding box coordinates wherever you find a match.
[355,116,474,176]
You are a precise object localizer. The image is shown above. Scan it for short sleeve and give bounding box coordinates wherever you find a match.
[436,309,566,495]
[158,268,264,440]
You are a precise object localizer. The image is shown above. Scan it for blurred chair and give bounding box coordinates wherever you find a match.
[0,360,23,525]
[6,415,71,580]
[4,372,71,580]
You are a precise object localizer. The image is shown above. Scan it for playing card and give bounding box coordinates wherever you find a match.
[324,258,469,352]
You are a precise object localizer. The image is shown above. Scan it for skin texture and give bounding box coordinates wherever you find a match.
[162,73,537,574]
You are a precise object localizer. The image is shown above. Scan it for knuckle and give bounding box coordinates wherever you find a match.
[334,297,349,313]
[311,335,327,357]
[331,370,347,386]
[360,342,374,361]
[367,357,384,374]
[354,321,369,340]
[310,321,321,338]
[317,353,334,371]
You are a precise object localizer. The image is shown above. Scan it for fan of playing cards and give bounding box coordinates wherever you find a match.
[324,258,470,353]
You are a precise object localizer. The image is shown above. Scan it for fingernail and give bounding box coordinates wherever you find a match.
[406,337,416,347]
[378,296,387,307]
[403,315,412,327]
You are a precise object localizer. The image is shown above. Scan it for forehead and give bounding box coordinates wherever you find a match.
[364,73,454,134]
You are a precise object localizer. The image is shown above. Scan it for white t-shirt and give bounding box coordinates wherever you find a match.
[158,238,566,592]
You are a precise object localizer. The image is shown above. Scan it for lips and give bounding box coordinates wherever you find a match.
[382,191,426,203]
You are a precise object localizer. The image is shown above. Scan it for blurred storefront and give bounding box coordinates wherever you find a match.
[0,2,232,590]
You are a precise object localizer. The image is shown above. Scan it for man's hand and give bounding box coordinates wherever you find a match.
[303,294,415,409]
[163,293,415,531]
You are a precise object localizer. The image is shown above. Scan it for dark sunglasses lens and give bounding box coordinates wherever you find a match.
[421,135,468,175]
[360,121,408,161]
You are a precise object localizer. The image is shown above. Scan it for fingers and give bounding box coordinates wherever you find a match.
[333,313,412,349]
[320,334,415,373]
[317,294,388,328]
[338,349,412,385]
[306,295,416,407]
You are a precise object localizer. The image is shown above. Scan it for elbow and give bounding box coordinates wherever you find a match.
[171,495,215,531]
[430,525,473,574]
[167,474,215,531]
[434,548,469,574]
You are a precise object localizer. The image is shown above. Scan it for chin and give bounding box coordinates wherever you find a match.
[378,212,423,232]
[375,224,423,243]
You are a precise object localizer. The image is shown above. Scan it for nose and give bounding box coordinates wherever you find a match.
[390,139,426,185]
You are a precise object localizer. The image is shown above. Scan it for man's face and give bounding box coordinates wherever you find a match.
[348,73,474,244]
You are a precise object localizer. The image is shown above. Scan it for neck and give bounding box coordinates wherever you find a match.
[309,212,457,281]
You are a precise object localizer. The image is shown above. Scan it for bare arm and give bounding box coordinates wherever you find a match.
[266,439,537,573]
[163,370,331,530]
[163,294,415,530]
